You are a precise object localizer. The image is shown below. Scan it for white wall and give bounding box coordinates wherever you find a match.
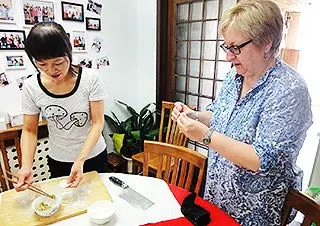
[100,0,156,118]
[295,0,320,189]
[0,0,35,119]
[100,0,156,150]
[98,0,139,119]
[0,0,157,125]
[137,0,156,110]
[309,134,320,186]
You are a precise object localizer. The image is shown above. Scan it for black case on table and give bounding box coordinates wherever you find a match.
[181,192,211,226]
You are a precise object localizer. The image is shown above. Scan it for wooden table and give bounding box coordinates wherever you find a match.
[0,120,48,141]
[2,120,48,133]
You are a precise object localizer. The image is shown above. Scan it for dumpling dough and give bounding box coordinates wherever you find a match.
[61,192,74,206]
[59,179,71,188]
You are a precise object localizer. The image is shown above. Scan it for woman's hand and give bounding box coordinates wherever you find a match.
[177,112,209,142]
[171,102,194,122]
[14,167,34,192]
[67,160,84,188]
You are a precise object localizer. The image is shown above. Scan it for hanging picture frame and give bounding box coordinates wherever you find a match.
[0,29,26,50]
[16,74,33,90]
[86,0,102,15]
[85,17,101,31]
[0,0,15,23]
[23,0,55,26]
[0,72,9,87]
[61,1,84,22]
[71,30,87,52]
[5,55,26,70]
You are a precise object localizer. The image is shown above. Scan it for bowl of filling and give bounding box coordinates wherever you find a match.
[31,194,62,217]
[87,200,115,225]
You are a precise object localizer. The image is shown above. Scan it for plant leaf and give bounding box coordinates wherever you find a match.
[131,115,139,130]
[140,103,151,116]
[143,113,154,132]
[110,112,121,126]
[131,130,141,140]
[117,100,139,117]
[122,118,132,135]
[104,114,121,133]
[146,128,159,137]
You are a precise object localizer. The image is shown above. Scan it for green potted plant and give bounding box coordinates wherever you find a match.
[104,100,160,159]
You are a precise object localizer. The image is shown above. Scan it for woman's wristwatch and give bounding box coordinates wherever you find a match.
[202,128,214,145]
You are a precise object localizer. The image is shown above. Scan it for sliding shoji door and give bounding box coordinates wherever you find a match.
[165,0,237,154]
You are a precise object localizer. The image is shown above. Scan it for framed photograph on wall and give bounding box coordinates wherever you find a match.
[61,1,84,22]
[91,36,103,53]
[87,0,102,15]
[85,17,100,31]
[0,72,9,87]
[16,74,33,90]
[23,0,55,26]
[0,30,26,50]
[72,30,87,52]
[78,55,93,68]
[5,55,26,69]
[96,56,110,68]
[0,0,15,23]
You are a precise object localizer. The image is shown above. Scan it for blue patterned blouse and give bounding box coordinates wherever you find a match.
[204,57,312,226]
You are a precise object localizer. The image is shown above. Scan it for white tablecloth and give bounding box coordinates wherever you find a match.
[52,173,183,226]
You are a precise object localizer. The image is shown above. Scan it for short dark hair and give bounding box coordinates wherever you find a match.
[25,22,72,63]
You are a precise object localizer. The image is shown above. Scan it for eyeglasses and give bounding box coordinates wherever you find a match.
[220,39,252,55]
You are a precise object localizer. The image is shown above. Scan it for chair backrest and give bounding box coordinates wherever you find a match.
[143,140,206,195]
[0,130,22,191]
[158,101,191,147]
[281,188,320,226]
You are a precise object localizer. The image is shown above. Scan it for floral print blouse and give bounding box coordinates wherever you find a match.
[204,57,312,226]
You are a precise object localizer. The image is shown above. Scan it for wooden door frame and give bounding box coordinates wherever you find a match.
[156,0,169,106]
[157,0,210,105]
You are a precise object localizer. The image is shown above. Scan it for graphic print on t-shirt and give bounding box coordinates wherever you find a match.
[44,105,88,130]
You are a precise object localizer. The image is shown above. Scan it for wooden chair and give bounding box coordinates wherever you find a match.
[143,141,206,195]
[132,101,190,174]
[281,188,320,226]
[0,130,22,191]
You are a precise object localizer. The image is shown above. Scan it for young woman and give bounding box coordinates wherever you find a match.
[15,22,108,190]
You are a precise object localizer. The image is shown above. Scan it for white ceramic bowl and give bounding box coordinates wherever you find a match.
[31,194,62,217]
[87,200,115,225]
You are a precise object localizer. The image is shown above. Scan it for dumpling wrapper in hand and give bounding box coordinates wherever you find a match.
[59,179,71,188]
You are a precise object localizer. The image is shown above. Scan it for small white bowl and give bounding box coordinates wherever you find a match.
[31,194,62,217]
[87,200,115,225]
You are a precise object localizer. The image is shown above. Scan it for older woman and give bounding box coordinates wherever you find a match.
[172,1,312,225]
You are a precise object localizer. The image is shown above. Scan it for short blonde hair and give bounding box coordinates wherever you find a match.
[219,0,283,57]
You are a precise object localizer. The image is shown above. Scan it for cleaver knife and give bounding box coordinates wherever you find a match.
[109,176,155,210]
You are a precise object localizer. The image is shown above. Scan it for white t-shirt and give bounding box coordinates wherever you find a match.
[22,67,107,162]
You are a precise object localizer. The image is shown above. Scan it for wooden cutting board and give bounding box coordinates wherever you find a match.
[0,171,112,226]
